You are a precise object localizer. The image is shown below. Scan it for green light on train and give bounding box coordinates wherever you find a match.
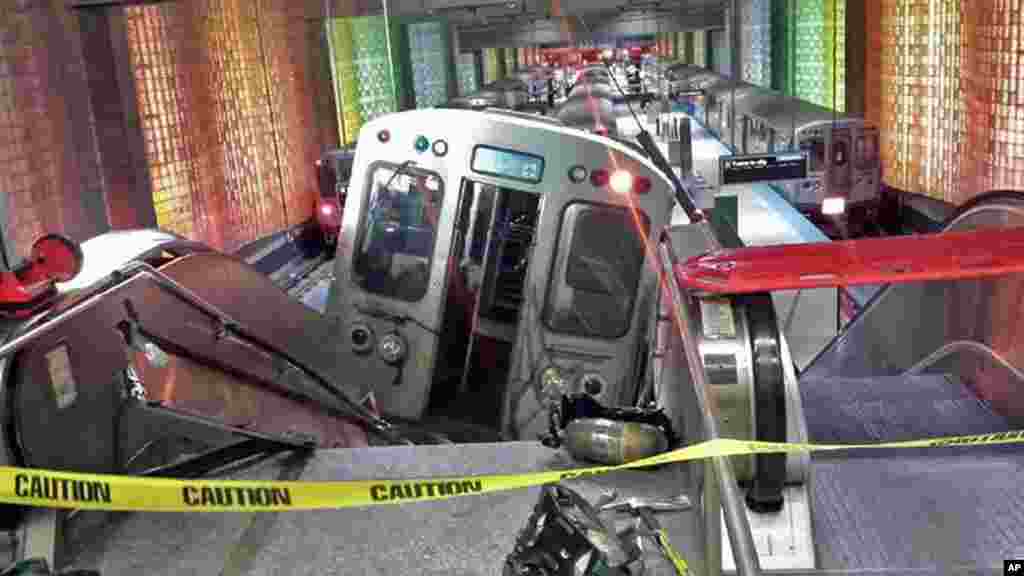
[414,136,430,153]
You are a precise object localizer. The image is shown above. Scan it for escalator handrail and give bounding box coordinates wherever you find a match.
[903,339,1024,384]
[658,239,762,576]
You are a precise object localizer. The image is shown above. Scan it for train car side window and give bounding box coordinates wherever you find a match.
[543,203,650,340]
[352,163,444,302]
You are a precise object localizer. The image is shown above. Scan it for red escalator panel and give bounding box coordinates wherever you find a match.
[675,227,1024,294]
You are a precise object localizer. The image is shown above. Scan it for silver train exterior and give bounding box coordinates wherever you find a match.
[666,64,882,233]
[554,66,620,137]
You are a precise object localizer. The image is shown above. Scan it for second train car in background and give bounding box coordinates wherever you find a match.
[667,65,883,237]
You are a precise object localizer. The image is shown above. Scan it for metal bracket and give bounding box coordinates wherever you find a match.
[16,509,64,572]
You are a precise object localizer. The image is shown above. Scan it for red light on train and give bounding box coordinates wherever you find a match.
[590,168,610,187]
[634,175,652,195]
[377,130,390,143]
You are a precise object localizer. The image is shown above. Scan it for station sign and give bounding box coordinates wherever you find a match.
[719,152,809,186]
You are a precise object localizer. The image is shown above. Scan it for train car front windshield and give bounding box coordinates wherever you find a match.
[352,164,444,302]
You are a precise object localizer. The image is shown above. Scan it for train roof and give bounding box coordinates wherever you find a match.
[663,61,861,131]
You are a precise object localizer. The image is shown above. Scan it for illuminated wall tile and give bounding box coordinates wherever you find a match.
[792,0,845,111]
[484,48,499,84]
[872,0,1024,203]
[711,29,730,76]
[125,5,199,242]
[327,19,359,145]
[126,0,321,252]
[960,0,1024,201]
[0,1,102,260]
[693,31,708,67]
[741,0,772,87]
[504,47,517,74]
[456,52,478,96]
[408,21,448,109]
[351,17,399,121]
[878,0,963,200]
[327,15,402,145]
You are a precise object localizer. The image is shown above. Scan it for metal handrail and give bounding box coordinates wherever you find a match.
[659,243,762,576]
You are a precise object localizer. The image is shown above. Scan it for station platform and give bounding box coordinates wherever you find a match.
[616,110,873,370]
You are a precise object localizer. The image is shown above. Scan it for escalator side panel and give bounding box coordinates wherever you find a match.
[156,253,350,390]
[12,269,369,480]
[801,281,948,381]
[12,308,122,474]
[803,198,1024,428]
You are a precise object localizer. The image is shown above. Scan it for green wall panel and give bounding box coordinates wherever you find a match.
[694,31,708,67]
[408,20,449,108]
[792,0,845,111]
[483,48,499,84]
[328,16,405,145]
[456,52,479,96]
[504,47,516,75]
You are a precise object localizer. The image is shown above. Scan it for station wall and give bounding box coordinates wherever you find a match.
[871,0,1024,204]
[0,1,107,264]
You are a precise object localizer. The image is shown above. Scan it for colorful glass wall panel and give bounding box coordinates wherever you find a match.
[126,0,320,252]
[327,16,402,145]
[879,0,962,199]
[792,0,845,111]
[693,31,708,67]
[351,17,399,122]
[504,47,517,74]
[960,0,1024,201]
[0,1,103,261]
[456,51,478,96]
[328,19,359,146]
[483,48,499,84]
[741,0,772,87]
[408,20,448,109]
[711,29,730,76]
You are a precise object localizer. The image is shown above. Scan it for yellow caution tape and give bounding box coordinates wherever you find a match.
[2,429,1023,512]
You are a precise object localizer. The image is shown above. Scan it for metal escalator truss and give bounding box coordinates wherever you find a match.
[1,251,423,502]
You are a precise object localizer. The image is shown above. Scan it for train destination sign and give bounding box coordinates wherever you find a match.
[720,153,809,186]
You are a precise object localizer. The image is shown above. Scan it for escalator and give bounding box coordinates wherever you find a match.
[796,191,1024,571]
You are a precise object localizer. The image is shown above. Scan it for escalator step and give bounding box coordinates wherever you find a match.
[800,373,1024,570]
[798,373,1009,449]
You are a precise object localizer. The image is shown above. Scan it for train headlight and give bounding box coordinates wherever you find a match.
[822,197,846,215]
[540,366,566,400]
[609,169,633,194]
[378,332,407,366]
[351,323,375,355]
[579,373,608,397]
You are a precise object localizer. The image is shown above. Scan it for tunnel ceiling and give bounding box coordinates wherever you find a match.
[73,0,725,49]
[322,0,726,40]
